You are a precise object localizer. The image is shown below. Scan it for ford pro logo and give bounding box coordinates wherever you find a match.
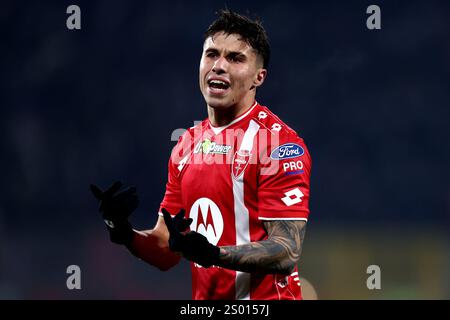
[270,143,304,160]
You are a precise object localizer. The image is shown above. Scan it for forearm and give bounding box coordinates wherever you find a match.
[218,238,298,275]
[162,214,306,273]
[217,220,307,275]
[126,229,181,271]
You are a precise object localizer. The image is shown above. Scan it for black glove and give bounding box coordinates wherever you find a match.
[162,208,220,268]
[90,181,139,245]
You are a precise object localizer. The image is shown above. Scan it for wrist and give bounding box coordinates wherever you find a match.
[209,245,221,267]
[197,242,221,268]
[105,219,134,245]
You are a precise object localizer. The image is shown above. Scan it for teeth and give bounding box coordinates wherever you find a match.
[209,80,228,86]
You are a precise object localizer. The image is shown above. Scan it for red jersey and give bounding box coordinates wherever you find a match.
[159,101,312,300]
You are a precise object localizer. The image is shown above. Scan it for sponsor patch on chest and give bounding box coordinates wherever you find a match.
[194,138,232,155]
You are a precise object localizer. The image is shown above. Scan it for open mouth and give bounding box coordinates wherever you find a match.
[207,79,230,94]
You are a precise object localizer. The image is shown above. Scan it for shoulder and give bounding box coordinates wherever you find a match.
[251,105,312,180]
[174,119,207,148]
[251,104,304,139]
[250,104,312,171]
[251,103,309,148]
[183,119,207,139]
[170,118,207,164]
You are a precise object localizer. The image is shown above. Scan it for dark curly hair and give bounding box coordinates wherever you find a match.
[204,9,271,69]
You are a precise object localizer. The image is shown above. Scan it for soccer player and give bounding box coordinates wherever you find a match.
[91,9,312,300]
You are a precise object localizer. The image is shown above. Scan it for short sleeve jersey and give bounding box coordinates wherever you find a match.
[160,102,312,300]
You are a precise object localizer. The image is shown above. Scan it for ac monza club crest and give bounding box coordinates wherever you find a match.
[232,150,251,179]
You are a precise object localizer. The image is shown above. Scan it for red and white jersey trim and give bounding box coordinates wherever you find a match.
[209,101,258,135]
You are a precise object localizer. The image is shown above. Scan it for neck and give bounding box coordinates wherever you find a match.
[207,96,256,127]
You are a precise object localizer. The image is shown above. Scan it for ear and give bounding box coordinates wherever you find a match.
[251,68,267,90]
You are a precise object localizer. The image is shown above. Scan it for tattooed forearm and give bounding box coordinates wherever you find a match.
[298,221,307,256]
[217,220,307,274]
[219,239,294,274]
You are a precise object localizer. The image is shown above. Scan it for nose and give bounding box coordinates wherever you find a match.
[212,56,228,74]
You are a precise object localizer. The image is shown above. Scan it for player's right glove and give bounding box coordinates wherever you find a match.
[162,208,220,268]
[90,181,139,246]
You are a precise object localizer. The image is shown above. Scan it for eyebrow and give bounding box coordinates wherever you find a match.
[204,48,247,57]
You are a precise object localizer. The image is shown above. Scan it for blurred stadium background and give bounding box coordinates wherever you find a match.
[1,0,449,299]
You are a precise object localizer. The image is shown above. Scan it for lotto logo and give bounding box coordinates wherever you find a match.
[281,188,304,206]
[271,123,282,132]
[258,111,267,120]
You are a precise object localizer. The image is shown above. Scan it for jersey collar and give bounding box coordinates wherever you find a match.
[208,101,258,135]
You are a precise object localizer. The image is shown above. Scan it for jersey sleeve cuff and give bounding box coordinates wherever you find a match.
[257,209,309,221]
[258,217,308,221]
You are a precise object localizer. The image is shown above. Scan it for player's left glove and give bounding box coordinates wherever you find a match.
[162,208,220,268]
